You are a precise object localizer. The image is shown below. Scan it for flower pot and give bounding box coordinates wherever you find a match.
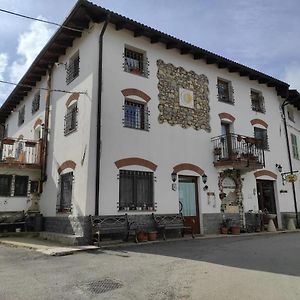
[221,227,228,234]
[231,226,240,235]
[147,231,157,241]
[137,231,148,242]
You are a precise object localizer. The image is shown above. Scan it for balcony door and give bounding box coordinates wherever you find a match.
[221,122,233,159]
[178,176,200,234]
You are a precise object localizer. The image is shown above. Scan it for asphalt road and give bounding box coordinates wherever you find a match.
[0,233,300,300]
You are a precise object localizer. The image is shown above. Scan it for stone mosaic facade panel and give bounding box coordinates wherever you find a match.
[157,59,210,131]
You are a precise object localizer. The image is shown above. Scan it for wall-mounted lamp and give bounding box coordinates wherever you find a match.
[276,164,283,173]
[203,185,208,191]
[202,173,208,184]
[171,171,177,182]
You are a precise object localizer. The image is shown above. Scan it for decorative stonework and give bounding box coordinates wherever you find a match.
[157,60,210,131]
[218,169,244,225]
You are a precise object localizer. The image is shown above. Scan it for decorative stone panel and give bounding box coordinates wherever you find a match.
[156,60,210,131]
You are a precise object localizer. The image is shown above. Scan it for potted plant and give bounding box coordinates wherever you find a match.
[147,231,158,241]
[137,230,148,242]
[230,222,241,235]
[220,218,231,234]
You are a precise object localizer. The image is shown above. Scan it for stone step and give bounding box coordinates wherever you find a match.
[39,231,86,246]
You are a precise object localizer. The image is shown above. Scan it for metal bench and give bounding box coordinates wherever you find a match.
[152,213,195,240]
[90,214,136,246]
[0,211,27,232]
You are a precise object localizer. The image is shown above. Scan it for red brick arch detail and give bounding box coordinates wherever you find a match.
[58,160,76,174]
[254,170,277,180]
[173,163,204,176]
[33,118,43,129]
[65,92,80,107]
[121,88,151,103]
[218,112,235,123]
[115,157,157,171]
[18,135,24,140]
[250,118,268,128]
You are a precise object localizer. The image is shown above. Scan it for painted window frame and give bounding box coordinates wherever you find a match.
[291,133,299,160]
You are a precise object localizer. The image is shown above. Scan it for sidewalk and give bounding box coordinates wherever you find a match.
[1,229,299,256]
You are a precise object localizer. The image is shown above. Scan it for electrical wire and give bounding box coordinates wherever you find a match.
[0,8,84,33]
[0,80,86,95]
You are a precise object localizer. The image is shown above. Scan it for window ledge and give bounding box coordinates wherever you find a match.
[119,209,156,212]
[124,70,148,78]
[218,99,234,105]
[64,128,78,136]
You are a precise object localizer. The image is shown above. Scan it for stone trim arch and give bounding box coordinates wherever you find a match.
[33,118,43,129]
[121,88,151,102]
[58,160,76,174]
[115,157,157,171]
[65,92,80,108]
[250,118,268,128]
[254,170,277,180]
[173,163,204,176]
[218,112,235,123]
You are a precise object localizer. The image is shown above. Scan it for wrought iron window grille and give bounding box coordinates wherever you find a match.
[66,53,80,85]
[123,48,149,78]
[217,79,234,104]
[122,100,150,131]
[251,91,265,113]
[32,92,40,114]
[18,105,25,126]
[57,172,74,213]
[64,104,78,136]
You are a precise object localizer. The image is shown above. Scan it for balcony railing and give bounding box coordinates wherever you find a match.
[0,137,41,166]
[211,133,265,169]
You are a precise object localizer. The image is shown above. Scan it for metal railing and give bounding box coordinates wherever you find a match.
[0,137,41,165]
[211,133,265,167]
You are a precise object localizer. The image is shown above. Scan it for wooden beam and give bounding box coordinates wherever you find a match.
[150,36,160,44]
[166,42,177,49]
[206,58,215,64]
[217,63,227,69]
[55,39,73,47]
[239,71,248,77]
[115,21,125,31]
[180,48,190,55]
[134,29,143,37]
[48,48,66,55]
[194,53,204,60]
[228,67,239,73]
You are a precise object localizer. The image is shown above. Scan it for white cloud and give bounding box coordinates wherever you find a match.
[9,16,54,83]
[284,65,300,91]
[0,17,54,105]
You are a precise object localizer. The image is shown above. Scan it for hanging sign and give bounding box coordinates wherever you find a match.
[286,174,297,183]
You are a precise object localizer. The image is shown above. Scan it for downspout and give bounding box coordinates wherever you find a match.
[281,100,299,228]
[41,65,53,187]
[95,16,110,216]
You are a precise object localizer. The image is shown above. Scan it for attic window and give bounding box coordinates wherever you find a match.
[251,90,265,113]
[32,92,40,114]
[18,105,25,126]
[124,47,149,77]
[217,78,234,104]
[66,51,80,85]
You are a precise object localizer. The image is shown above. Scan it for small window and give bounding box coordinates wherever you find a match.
[18,105,25,126]
[254,127,269,150]
[57,172,73,213]
[287,107,295,122]
[32,92,40,114]
[66,51,80,84]
[124,47,148,77]
[291,133,299,159]
[119,170,154,211]
[64,103,78,135]
[0,175,12,197]
[14,176,29,197]
[217,79,234,104]
[123,99,149,130]
[251,90,265,113]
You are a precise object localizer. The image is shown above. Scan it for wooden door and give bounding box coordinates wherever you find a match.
[256,180,277,227]
[178,176,200,234]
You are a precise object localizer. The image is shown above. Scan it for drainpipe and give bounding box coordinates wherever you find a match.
[41,65,53,186]
[95,15,110,216]
[281,100,299,228]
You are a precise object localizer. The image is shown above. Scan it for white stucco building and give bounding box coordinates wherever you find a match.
[1,0,299,242]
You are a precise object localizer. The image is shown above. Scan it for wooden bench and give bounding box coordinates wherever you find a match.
[0,211,27,232]
[90,214,136,246]
[152,213,195,240]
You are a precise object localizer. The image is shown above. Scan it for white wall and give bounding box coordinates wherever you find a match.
[98,24,295,225]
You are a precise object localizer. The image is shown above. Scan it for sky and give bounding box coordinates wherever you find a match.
[0,0,299,105]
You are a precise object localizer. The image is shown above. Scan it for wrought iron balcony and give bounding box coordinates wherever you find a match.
[0,137,41,168]
[211,133,265,170]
